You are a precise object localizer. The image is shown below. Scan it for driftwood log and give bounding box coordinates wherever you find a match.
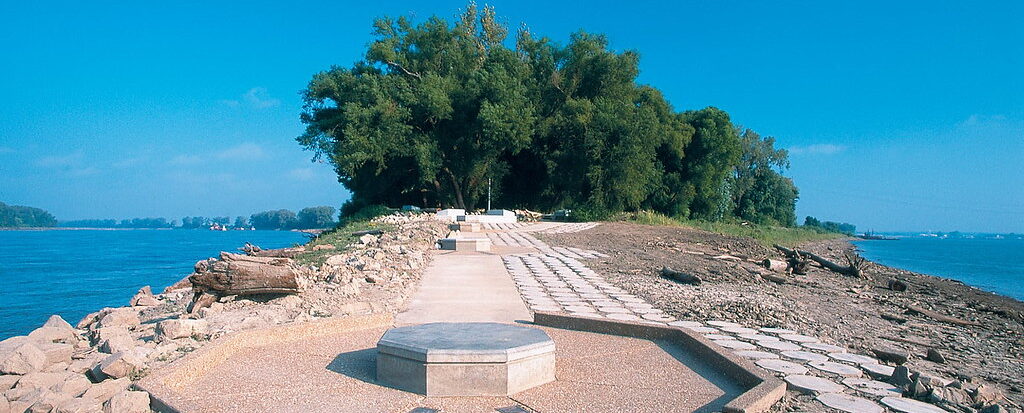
[773,245,868,278]
[250,246,306,258]
[660,267,702,285]
[189,253,299,297]
[762,258,789,273]
[760,273,790,284]
[906,304,979,327]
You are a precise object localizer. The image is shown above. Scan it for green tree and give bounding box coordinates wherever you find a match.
[250,210,298,230]
[297,206,337,229]
[299,4,798,224]
[233,216,247,228]
[0,202,57,227]
[299,4,535,210]
[679,107,742,220]
[731,128,798,226]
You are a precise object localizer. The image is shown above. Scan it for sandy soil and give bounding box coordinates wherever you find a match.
[539,222,1024,409]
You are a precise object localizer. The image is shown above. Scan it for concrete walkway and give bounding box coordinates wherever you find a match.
[395,251,531,325]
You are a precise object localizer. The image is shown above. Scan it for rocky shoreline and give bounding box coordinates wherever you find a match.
[541,222,1023,412]
[0,213,446,412]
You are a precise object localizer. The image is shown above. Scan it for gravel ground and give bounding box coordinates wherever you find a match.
[539,222,1024,411]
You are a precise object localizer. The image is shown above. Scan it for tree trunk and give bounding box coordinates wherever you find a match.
[773,245,866,278]
[762,258,788,272]
[189,256,299,296]
[445,169,466,209]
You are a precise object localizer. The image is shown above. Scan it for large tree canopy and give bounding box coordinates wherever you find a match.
[299,4,798,224]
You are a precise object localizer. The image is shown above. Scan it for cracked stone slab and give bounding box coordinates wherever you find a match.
[780,350,830,362]
[641,314,675,322]
[719,326,758,335]
[817,393,884,413]
[880,396,949,413]
[802,342,846,353]
[861,363,896,379]
[705,334,735,341]
[783,374,844,394]
[842,377,902,397]
[829,352,878,365]
[713,340,757,350]
[757,340,802,352]
[808,361,863,377]
[738,333,779,342]
[779,333,820,343]
[707,320,743,328]
[759,327,796,334]
[667,320,703,328]
[733,350,780,360]
[755,359,809,375]
[683,326,718,334]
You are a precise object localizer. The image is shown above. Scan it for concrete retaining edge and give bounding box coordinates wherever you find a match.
[531,311,786,413]
[135,313,394,413]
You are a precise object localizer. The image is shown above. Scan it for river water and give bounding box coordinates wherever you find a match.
[853,236,1024,301]
[0,229,307,339]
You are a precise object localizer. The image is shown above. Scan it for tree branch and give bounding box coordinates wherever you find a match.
[386,61,421,79]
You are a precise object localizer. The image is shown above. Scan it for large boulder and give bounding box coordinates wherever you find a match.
[28,326,77,344]
[96,352,145,380]
[129,286,161,307]
[102,390,150,413]
[43,315,76,333]
[98,335,134,355]
[36,342,74,365]
[55,397,104,413]
[54,374,93,398]
[0,341,47,374]
[155,319,208,341]
[26,389,73,412]
[0,374,20,391]
[14,371,70,391]
[96,309,140,330]
[76,309,112,330]
[81,377,130,403]
[68,352,106,376]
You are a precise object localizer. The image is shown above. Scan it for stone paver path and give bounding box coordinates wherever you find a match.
[414,221,961,413]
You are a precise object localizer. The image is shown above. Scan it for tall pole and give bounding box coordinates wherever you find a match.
[487,178,492,211]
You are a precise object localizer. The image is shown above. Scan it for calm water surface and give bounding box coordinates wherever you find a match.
[854,237,1024,301]
[0,229,307,339]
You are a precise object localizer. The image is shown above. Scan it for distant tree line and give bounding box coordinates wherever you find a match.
[0,202,57,227]
[41,206,338,230]
[249,206,337,230]
[298,5,798,225]
[180,207,337,230]
[180,216,233,229]
[803,216,856,236]
[60,218,177,228]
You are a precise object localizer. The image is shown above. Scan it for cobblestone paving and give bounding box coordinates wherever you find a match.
[484,222,954,413]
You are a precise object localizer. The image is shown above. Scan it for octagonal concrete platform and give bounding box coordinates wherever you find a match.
[138,312,784,413]
[376,323,555,396]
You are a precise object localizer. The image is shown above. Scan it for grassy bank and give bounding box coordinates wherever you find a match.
[294,219,393,266]
[619,211,843,247]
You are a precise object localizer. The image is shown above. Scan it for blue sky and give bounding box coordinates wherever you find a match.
[1,1,1021,232]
